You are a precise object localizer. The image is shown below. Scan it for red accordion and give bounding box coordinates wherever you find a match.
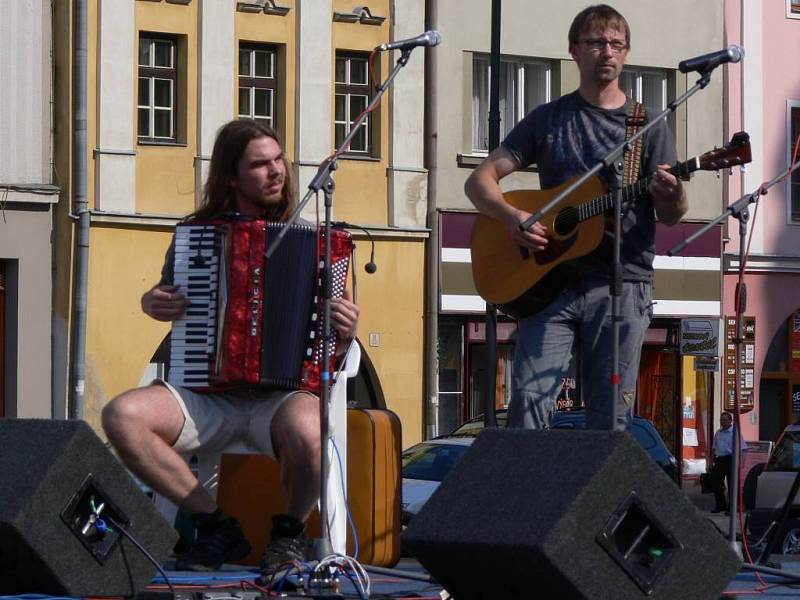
[168,218,353,394]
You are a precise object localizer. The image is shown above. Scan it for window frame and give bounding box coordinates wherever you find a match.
[787,100,800,224]
[238,42,277,129]
[137,33,179,144]
[470,54,553,156]
[334,51,376,157]
[787,0,800,19]
[619,66,676,137]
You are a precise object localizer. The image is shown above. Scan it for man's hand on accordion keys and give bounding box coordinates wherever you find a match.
[142,284,191,322]
[331,288,359,348]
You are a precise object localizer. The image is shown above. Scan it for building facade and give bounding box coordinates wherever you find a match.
[426,0,732,476]
[51,0,428,448]
[723,0,800,443]
[0,1,58,418]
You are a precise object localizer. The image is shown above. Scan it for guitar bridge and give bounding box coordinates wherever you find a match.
[519,246,531,260]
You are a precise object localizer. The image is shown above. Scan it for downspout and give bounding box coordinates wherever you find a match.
[423,0,439,439]
[69,0,89,420]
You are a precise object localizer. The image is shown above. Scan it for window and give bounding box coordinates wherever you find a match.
[334,52,374,155]
[138,34,178,142]
[471,55,551,153]
[238,43,276,128]
[789,103,800,222]
[620,67,675,134]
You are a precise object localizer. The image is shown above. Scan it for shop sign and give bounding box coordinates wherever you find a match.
[694,356,719,372]
[791,310,800,373]
[792,384,800,413]
[680,319,720,357]
[723,315,755,413]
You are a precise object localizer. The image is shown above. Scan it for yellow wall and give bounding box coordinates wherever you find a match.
[135,1,198,216]
[356,237,425,447]
[76,0,427,448]
[333,161,389,224]
[83,226,175,431]
[331,0,391,224]
[236,2,297,155]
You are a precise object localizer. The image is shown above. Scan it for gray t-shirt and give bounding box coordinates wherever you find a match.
[501,91,677,281]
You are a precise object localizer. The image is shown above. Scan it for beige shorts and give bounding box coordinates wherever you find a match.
[156,379,307,459]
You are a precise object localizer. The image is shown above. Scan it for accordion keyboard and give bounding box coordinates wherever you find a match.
[169,224,221,388]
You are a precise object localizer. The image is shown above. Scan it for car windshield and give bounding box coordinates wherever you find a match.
[402,443,471,482]
[765,429,800,472]
[448,412,508,437]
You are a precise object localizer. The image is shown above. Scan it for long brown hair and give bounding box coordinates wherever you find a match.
[189,119,295,222]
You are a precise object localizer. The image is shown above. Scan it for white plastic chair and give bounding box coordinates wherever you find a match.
[150,342,361,555]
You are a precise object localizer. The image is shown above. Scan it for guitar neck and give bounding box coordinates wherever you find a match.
[574,157,698,223]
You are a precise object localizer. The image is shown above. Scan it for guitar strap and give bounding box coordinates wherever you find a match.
[623,101,646,186]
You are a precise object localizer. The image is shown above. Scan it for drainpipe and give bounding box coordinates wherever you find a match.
[69,0,89,420]
[423,0,439,439]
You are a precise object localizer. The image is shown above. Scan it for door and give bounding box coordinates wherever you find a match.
[638,346,679,456]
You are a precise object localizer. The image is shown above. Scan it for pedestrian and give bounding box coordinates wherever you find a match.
[711,412,746,513]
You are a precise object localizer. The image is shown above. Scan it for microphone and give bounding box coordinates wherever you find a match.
[330,221,378,274]
[678,45,744,74]
[378,30,442,52]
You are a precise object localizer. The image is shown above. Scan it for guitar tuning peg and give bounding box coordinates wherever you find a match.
[740,164,748,173]
[716,171,721,179]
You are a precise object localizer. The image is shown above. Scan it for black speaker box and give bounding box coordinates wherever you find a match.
[403,429,740,599]
[0,418,177,597]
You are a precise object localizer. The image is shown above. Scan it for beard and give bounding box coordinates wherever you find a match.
[235,177,287,217]
[594,63,621,83]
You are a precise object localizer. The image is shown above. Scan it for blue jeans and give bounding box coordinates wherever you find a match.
[509,279,653,431]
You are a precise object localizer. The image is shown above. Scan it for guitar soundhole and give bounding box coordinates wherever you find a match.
[554,207,579,236]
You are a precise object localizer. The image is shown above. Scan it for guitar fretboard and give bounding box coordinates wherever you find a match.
[566,157,697,227]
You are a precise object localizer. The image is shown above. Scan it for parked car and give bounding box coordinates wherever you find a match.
[402,410,678,523]
[401,437,474,524]
[747,423,800,554]
[444,409,677,480]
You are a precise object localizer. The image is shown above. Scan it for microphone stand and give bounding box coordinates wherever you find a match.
[265,47,414,567]
[518,70,713,431]
[669,156,800,571]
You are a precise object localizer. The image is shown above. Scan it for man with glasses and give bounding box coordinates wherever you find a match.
[465,4,687,431]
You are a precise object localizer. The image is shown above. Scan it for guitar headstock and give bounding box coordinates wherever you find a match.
[698,131,752,171]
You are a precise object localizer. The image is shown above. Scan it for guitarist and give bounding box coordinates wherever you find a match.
[465,4,687,431]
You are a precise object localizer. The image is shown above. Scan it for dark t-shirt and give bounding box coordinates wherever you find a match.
[501,91,678,281]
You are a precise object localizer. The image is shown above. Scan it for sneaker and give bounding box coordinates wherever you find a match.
[174,509,251,571]
[256,514,307,584]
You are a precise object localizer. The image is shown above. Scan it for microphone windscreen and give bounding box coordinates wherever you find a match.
[729,44,745,62]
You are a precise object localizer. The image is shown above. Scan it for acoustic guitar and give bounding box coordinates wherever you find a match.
[470,131,752,317]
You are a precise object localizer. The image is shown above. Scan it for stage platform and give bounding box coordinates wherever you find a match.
[6,556,800,599]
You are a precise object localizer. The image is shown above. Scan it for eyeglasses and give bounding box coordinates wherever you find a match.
[580,38,628,53]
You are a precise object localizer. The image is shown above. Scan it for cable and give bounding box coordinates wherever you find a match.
[330,221,377,275]
[105,514,175,594]
[332,436,360,560]
[316,554,371,599]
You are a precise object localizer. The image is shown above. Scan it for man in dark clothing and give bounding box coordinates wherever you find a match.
[465,4,687,431]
